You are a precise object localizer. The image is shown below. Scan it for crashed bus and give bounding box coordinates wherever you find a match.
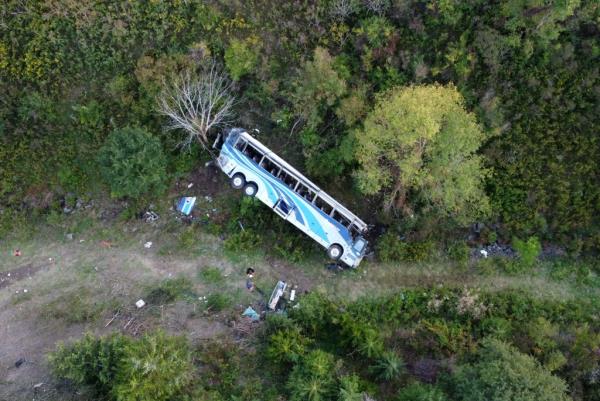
[213,128,368,268]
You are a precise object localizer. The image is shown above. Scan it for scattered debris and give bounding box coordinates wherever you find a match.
[33,383,44,390]
[79,239,85,243]
[176,197,197,216]
[23,289,28,293]
[480,249,488,258]
[100,240,112,248]
[290,287,297,302]
[187,182,194,188]
[105,311,120,327]
[204,160,214,167]
[268,281,287,310]
[144,211,160,222]
[15,358,25,368]
[204,195,213,202]
[66,233,74,241]
[14,249,21,256]
[144,241,153,249]
[242,306,260,321]
[135,299,146,308]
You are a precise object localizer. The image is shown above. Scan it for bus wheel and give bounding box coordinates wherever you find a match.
[327,244,343,260]
[231,173,246,189]
[243,183,258,197]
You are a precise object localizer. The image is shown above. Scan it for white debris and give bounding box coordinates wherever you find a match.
[135,299,146,308]
[144,241,153,249]
[290,289,296,302]
[187,183,194,188]
[79,239,85,243]
[33,383,44,390]
[23,289,28,293]
[480,249,488,258]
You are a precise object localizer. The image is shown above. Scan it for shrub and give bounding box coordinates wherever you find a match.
[97,127,167,200]
[145,277,195,305]
[287,350,337,401]
[377,233,435,262]
[452,338,571,401]
[49,333,130,396]
[224,37,260,80]
[50,331,193,401]
[205,293,232,312]
[512,236,542,270]
[266,327,311,364]
[199,266,225,285]
[397,383,449,401]
[224,229,261,253]
[113,332,193,401]
[370,351,406,381]
[447,241,470,266]
[338,374,363,401]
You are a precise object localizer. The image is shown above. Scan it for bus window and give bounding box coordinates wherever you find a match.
[243,144,263,164]
[277,171,298,189]
[235,138,247,152]
[260,156,281,176]
[332,210,351,227]
[296,183,315,202]
[314,196,333,215]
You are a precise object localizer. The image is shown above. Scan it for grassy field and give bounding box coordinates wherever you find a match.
[1,200,598,400]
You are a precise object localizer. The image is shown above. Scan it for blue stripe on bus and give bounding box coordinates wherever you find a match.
[223,143,334,243]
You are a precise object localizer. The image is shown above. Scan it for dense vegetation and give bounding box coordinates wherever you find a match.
[1,0,598,253]
[2,1,599,400]
[50,288,600,401]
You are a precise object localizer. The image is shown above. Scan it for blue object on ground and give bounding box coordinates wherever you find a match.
[177,197,197,215]
[242,306,260,321]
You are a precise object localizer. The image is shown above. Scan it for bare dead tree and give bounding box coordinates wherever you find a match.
[364,0,390,15]
[330,0,357,21]
[158,61,235,150]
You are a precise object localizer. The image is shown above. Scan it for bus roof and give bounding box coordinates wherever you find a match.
[235,130,368,232]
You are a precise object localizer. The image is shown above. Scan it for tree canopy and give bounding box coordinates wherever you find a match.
[354,84,490,224]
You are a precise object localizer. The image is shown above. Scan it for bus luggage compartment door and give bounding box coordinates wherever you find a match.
[273,199,292,219]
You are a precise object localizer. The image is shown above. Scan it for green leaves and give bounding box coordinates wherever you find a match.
[97,127,167,200]
[452,338,571,401]
[355,84,490,225]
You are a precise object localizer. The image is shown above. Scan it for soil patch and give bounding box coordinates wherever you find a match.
[0,263,47,290]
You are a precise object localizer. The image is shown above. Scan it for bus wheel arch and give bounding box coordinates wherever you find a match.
[231,173,246,189]
[327,244,343,260]
[243,182,258,197]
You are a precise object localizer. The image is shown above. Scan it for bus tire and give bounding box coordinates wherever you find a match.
[327,244,343,260]
[243,182,258,197]
[231,173,246,189]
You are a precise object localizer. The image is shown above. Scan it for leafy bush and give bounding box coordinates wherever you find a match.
[397,383,449,401]
[145,277,194,305]
[286,350,337,401]
[199,266,225,285]
[205,293,232,312]
[224,37,260,80]
[370,351,406,381]
[50,333,130,395]
[224,229,262,253]
[50,332,193,401]
[452,338,571,401]
[266,327,311,364]
[512,236,542,270]
[377,233,435,262]
[97,127,167,200]
[113,332,193,401]
[338,374,363,401]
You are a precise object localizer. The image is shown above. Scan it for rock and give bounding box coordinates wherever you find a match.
[63,207,72,214]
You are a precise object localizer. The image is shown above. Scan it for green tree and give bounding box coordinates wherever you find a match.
[97,127,167,200]
[452,338,571,401]
[224,37,260,80]
[354,84,490,224]
[292,47,347,129]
